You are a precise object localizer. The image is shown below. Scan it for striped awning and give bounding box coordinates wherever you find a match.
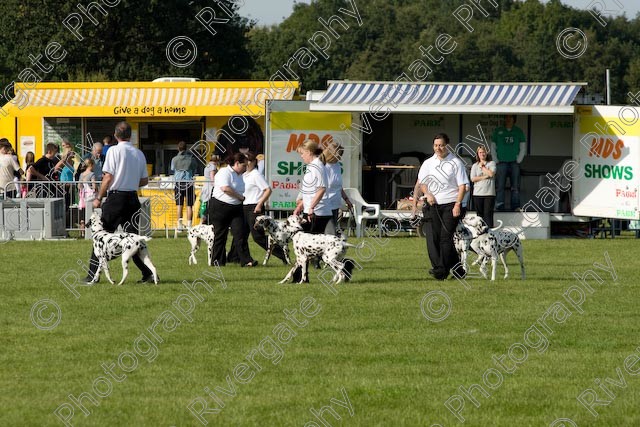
[6,81,298,117]
[25,86,295,107]
[310,81,586,114]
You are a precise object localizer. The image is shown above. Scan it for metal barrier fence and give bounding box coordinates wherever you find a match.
[1,179,214,239]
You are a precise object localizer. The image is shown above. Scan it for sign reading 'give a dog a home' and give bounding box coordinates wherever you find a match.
[573,105,640,219]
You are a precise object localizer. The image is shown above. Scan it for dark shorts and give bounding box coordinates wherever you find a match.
[174,182,195,206]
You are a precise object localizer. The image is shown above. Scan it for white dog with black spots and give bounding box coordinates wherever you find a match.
[279,215,362,284]
[253,215,292,265]
[87,211,158,285]
[187,224,215,266]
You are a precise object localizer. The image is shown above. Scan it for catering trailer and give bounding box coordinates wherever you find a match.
[0,80,298,174]
[0,80,298,232]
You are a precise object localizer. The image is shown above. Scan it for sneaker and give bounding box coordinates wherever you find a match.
[242,260,259,267]
[137,276,158,284]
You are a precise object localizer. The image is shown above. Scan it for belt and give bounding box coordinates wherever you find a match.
[108,190,137,195]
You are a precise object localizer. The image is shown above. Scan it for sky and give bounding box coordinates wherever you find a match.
[238,0,638,26]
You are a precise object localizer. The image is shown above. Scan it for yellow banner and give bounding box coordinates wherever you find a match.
[270,112,351,131]
[579,110,640,135]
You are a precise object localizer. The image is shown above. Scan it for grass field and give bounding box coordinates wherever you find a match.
[1,233,639,426]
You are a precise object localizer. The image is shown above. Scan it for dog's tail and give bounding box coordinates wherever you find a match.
[344,241,366,250]
[491,220,503,231]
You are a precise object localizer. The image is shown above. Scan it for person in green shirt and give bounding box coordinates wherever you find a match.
[491,115,526,211]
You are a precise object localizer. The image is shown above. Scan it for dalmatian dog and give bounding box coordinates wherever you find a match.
[253,215,292,265]
[278,215,362,284]
[459,215,501,281]
[453,221,474,272]
[87,211,158,285]
[462,215,526,280]
[187,224,215,266]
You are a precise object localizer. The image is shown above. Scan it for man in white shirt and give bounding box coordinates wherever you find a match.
[82,121,155,284]
[413,133,469,280]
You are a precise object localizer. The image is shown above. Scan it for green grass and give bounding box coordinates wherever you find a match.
[1,235,640,426]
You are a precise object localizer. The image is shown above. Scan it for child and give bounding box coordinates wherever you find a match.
[22,151,35,197]
[78,158,96,237]
[78,158,96,209]
[198,154,220,225]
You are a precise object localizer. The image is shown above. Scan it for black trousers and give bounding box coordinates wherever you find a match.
[86,192,153,280]
[242,204,287,261]
[323,209,340,235]
[209,198,252,266]
[423,202,464,280]
[473,196,495,228]
[302,213,332,234]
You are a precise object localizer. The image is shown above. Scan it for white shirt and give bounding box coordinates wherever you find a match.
[212,165,244,205]
[0,154,20,192]
[417,153,469,204]
[301,157,331,216]
[102,141,148,191]
[325,162,343,210]
[243,168,269,205]
[200,162,217,201]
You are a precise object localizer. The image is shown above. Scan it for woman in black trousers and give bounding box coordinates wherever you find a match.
[241,152,288,263]
[208,153,257,267]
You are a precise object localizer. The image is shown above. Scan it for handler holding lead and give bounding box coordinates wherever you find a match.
[82,121,155,284]
[412,133,468,281]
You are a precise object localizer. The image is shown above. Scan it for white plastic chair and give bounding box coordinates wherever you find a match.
[391,156,421,202]
[344,188,382,238]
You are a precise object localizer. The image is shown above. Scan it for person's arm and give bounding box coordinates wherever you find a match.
[452,184,466,218]
[31,161,48,180]
[93,172,113,207]
[470,164,483,183]
[255,187,272,213]
[220,185,245,202]
[517,142,526,164]
[293,196,304,216]
[26,165,35,181]
[307,187,326,216]
[485,161,496,177]
[491,142,499,163]
[341,189,353,210]
[411,179,422,215]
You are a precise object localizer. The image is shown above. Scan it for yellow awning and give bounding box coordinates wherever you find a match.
[3,81,299,117]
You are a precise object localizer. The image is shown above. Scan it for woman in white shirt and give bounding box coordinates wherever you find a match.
[0,140,23,199]
[208,153,257,267]
[293,139,331,233]
[470,146,496,228]
[241,152,287,263]
[321,142,352,235]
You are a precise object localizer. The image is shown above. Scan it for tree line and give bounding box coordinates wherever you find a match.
[0,0,637,104]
